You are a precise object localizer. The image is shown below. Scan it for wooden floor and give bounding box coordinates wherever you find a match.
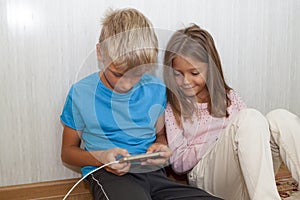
[0,178,93,200]
[0,164,298,200]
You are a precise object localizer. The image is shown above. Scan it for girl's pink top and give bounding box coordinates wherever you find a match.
[165,90,246,173]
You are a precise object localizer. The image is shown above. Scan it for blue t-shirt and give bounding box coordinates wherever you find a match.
[60,72,166,176]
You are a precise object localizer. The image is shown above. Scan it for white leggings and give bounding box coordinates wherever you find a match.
[188,108,300,200]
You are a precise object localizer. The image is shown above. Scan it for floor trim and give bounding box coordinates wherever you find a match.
[0,178,92,200]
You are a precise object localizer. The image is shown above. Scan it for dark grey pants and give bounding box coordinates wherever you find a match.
[88,167,223,200]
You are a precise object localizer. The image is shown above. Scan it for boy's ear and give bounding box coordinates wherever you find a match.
[96,43,102,61]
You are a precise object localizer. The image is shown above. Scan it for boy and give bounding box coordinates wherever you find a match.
[60,8,222,200]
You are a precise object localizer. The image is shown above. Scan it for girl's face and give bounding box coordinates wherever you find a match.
[172,56,209,103]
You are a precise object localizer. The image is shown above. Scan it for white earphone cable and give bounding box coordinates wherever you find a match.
[63,160,120,200]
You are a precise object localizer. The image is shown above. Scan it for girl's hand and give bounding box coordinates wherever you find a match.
[91,148,131,176]
[142,143,172,166]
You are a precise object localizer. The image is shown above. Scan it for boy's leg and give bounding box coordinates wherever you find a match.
[129,169,223,200]
[88,170,151,200]
[189,108,281,200]
[266,109,300,189]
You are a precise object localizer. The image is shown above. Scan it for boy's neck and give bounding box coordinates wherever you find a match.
[99,71,114,91]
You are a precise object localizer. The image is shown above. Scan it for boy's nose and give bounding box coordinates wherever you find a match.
[122,82,133,90]
[117,78,135,92]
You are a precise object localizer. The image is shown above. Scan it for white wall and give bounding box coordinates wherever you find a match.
[0,0,299,186]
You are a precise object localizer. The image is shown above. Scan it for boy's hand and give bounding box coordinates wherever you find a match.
[92,148,131,176]
[142,143,172,166]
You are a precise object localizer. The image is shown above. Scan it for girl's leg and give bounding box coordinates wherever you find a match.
[266,109,300,189]
[189,108,281,200]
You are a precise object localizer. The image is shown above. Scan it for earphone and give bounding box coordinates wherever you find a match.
[63,160,120,200]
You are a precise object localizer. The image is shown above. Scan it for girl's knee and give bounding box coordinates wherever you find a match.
[231,108,269,137]
[266,109,293,121]
[232,109,271,148]
[237,108,266,125]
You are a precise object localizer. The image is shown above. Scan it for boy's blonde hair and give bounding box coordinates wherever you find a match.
[99,8,158,71]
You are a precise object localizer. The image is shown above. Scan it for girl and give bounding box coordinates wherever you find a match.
[163,24,300,200]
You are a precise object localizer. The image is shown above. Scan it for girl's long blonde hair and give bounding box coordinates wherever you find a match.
[163,24,232,127]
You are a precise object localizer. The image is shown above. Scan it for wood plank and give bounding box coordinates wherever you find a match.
[0,178,92,200]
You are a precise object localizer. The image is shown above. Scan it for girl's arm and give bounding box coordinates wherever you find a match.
[168,90,248,173]
[167,127,197,173]
[165,106,200,174]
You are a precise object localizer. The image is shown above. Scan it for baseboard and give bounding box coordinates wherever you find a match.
[0,168,183,200]
[0,178,93,200]
[0,165,292,199]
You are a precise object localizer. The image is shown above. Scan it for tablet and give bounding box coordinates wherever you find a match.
[118,152,162,163]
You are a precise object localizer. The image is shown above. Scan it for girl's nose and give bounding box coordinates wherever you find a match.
[183,75,191,84]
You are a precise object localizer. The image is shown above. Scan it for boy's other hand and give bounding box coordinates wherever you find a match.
[143,143,172,166]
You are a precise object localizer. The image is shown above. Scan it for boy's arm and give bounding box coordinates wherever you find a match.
[154,113,167,145]
[61,125,130,176]
[144,113,172,165]
[61,125,102,167]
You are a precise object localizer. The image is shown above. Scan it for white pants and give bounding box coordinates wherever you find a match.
[188,108,300,200]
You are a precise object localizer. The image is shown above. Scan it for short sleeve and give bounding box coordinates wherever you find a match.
[60,86,85,130]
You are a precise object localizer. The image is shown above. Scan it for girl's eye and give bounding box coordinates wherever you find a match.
[173,71,182,77]
[191,71,200,76]
[174,71,181,76]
